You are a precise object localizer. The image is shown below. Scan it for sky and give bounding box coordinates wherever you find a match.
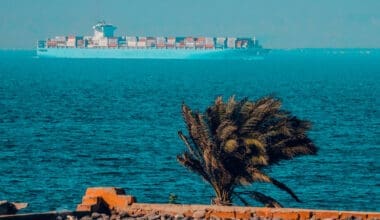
[0,0,379,49]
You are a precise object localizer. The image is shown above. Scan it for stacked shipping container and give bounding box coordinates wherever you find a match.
[184,37,194,48]
[195,37,205,48]
[146,37,156,48]
[42,35,258,50]
[66,36,76,47]
[175,37,185,48]
[98,38,108,47]
[205,37,214,49]
[166,37,175,48]
[137,37,147,48]
[216,37,226,48]
[126,36,137,47]
[156,37,166,48]
[227,37,236,48]
[108,37,118,48]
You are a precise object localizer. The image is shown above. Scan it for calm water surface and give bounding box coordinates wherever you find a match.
[0,49,379,212]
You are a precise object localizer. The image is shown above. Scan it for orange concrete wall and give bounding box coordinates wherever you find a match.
[77,187,380,220]
[76,187,135,212]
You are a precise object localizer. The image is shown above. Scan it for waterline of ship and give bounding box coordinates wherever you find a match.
[37,47,267,59]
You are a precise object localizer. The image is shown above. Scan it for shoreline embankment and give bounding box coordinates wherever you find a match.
[1,187,379,220]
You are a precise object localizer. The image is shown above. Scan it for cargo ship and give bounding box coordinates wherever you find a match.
[37,21,269,59]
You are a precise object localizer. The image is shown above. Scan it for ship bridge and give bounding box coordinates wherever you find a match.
[93,21,117,39]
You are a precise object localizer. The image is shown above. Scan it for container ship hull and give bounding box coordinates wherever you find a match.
[37,21,269,59]
[37,48,268,59]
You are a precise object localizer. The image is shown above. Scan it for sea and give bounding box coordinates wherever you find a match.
[0,49,379,213]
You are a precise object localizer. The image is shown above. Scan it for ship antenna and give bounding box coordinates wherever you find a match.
[94,0,105,25]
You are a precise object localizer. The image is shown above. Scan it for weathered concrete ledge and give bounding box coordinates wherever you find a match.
[0,211,90,220]
[76,187,380,219]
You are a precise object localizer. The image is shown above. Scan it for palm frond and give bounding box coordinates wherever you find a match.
[231,97,249,124]
[216,120,237,142]
[244,138,266,154]
[233,192,250,206]
[205,97,226,135]
[250,168,301,202]
[225,96,237,117]
[196,113,216,151]
[281,145,317,158]
[178,131,201,160]
[250,191,283,208]
[250,155,269,166]
[267,139,317,164]
[239,116,262,135]
[181,104,205,149]
[177,153,209,182]
[178,96,317,207]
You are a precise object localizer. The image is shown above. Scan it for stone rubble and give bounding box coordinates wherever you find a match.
[0,200,28,215]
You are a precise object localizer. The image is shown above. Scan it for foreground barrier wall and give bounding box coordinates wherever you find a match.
[76,187,380,220]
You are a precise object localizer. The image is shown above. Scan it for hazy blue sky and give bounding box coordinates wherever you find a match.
[1,0,379,48]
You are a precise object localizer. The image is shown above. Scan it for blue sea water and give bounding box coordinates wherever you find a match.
[0,49,379,213]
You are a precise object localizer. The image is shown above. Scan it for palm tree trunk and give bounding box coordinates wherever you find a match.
[212,189,232,206]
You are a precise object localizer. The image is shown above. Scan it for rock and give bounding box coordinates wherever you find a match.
[13,202,28,210]
[110,214,121,220]
[0,201,15,215]
[160,214,171,220]
[100,213,110,220]
[192,210,206,218]
[91,212,101,218]
[119,211,130,218]
[0,200,27,215]
[66,215,77,220]
[80,215,92,220]
[147,214,161,220]
[174,214,184,220]
[102,213,110,218]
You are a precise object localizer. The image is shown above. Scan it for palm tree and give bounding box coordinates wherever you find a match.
[177,96,317,207]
